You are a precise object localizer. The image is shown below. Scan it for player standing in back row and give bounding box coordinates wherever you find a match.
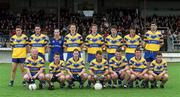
[144,23,164,65]
[9,25,28,86]
[29,24,49,60]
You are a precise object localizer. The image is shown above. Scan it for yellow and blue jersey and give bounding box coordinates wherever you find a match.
[124,34,141,53]
[144,31,163,51]
[66,58,85,74]
[89,59,108,76]
[10,34,28,58]
[29,34,49,54]
[64,33,83,52]
[105,35,123,54]
[24,56,45,74]
[109,56,128,71]
[150,59,167,73]
[49,60,64,74]
[85,34,104,54]
[129,57,147,72]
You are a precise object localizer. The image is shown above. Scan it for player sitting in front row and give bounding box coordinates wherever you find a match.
[109,49,130,88]
[23,48,46,89]
[88,50,110,88]
[129,49,149,88]
[66,49,88,89]
[149,52,168,88]
[45,53,66,90]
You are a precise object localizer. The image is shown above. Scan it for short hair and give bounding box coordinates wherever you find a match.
[135,48,141,52]
[110,25,117,30]
[156,52,162,56]
[151,22,157,25]
[91,24,98,29]
[73,48,80,53]
[35,24,41,28]
[96,50,102,55]
[54,53,60,56]
[69,23,76,28]
[116,48,122,53]
[129,26,136,30]
[16,25,22,29]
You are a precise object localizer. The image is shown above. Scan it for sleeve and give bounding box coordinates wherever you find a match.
[129,59,134,68]
[49,64,54,73]
[104,61,109,70]
[89,62,95,70]
[109,59,114,70]
[39,59,45,69]
[24,59,30,69]
[44,36,49,45]
[10,37,14,46]
[164,62,167,71]
[150,62,154,71]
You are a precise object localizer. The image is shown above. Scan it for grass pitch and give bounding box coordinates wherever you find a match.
[0,63,180,97]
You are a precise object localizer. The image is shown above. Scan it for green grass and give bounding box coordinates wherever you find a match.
[0,63,180,97]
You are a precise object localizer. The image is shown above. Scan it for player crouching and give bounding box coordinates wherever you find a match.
[109,49,130,88]
[88,50,110,88]
[148,52,168,88]
[129,49,149,88]
[23,48,46,89]
[66,49,88,89]
[45,53,66,90]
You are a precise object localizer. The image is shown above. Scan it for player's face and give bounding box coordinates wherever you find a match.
[31,49,38,58]
[73,51,79,58]
[130,29,135,35]
[91,26,97,34]
[96,54,102,61]
[115,51,121,58]
[151,24,157,31]
[35,27,41,34]
[135,51,141,58]
[54,31,60,36]
[156,55,162,62]
[111,28,117,35]
[54,55,60,62]
[70,25,76,34]
[16,28,22,36]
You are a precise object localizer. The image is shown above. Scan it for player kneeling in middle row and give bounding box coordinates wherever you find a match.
[66,49,88,89]
[148,52,168,88]
[109,49,130,88]
[128,49,149,88]
[23,48,46,89]
[45,53,66,90]
[88,50,110,88]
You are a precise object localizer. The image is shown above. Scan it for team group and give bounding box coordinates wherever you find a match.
[8,23,168,90]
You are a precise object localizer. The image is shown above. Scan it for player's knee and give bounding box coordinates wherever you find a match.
[111,74,118,80]
[149,75,154,81]
[60,75,66,81]
[66,75,71,81]
[23,74,29,81]
[163,74,169,81]
[45,74,51,80]
[130,74,136,81]
[126,70,131,75]
[143,74,149,80]
[38,74,45,80]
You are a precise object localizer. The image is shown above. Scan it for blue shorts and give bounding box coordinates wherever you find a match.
[108,53,115,60]
[87,54,96,63]
[38,53,45,61]
[12,58,25,63]
[154,71,162,75]
[144,50,157,62]
[125,53,135,61]
[72,74,81,81]
[30,72,37,77]
[49,52,64,62]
